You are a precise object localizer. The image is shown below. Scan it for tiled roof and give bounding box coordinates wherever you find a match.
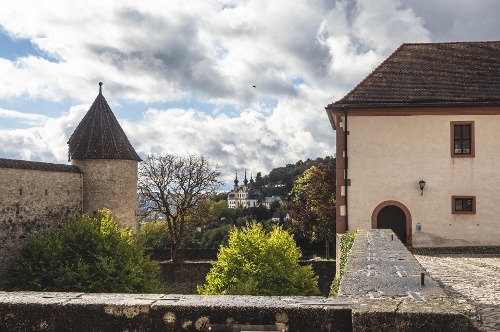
[0,158,81,173]
[67,83,142,161]
[329,41,500,109]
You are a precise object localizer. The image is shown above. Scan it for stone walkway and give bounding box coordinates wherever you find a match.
[415,254,500,332]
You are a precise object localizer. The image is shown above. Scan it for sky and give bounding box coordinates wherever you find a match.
[1,0,499,189]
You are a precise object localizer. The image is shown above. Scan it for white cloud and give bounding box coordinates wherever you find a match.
[353,0,431,52]
[0,108,49,126]
[0,0,496,188]
[0,105,87,162]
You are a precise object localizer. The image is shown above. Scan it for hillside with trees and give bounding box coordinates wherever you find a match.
[255,156,335,197]
[137,155,336,258]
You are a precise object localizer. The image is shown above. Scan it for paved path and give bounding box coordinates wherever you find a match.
[415,254,500,332]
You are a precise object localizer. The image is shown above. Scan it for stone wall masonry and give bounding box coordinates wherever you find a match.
[71,159,138,230]
[159,261,335,297]
[338,229,485,331]
[0,292,355,332]
[0,167,82,273]
[146,249,219,261]
[0,229,487,331]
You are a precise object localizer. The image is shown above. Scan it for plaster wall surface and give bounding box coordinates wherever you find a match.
[346,114,500,246]
[0,167,82,272]
[71,159,138,230]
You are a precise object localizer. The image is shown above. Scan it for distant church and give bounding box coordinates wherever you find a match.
[227,171,285,209]
[0,83,141,271]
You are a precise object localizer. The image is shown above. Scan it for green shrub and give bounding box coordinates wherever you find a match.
[199,224,231,249]
[136,221,171,250]
[198,222,319,296]
[1,209,165,293]
[330,231,357,296]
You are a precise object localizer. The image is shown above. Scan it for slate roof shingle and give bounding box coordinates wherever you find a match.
[0,158,81,173]
[67,84,142,161]
[328,41,500,109]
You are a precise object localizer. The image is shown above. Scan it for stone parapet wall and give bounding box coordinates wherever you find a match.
[0,229,486,331]
[146,249,219,261]
[338,229,484,331]
[410,246,500,255]
[0,167,82,273]
[159,261,335,297]
[0,292,355,332]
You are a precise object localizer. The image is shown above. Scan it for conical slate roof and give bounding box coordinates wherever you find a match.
[68,83,142,161]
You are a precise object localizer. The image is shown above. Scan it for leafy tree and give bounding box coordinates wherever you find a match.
[138,154,223,261]
[261,156,334,195]
[212,191,230,202]
[254,172,265,189]
[210,200,233,220]
[198,222,319,296]
[1,209,164,293]
[286,158,336,259]
[136,221,171,250]
[269,199,282,212]
[199,224,232,248]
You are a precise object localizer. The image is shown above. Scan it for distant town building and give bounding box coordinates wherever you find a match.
[271,211,290,223]
[227,171,286,209]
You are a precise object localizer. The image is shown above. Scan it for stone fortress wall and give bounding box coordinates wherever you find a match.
[73,159,138,230]
[0,84,142,274]
[0,161,83,272]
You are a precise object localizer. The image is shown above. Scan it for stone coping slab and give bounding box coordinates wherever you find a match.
[338,229,485,331]
[0,291,484,331]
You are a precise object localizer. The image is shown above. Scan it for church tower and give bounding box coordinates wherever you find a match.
[67,82,142,229]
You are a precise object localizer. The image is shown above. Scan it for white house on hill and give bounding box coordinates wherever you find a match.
[326,41,500,247]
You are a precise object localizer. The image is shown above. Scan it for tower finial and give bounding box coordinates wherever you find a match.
[243,169,248,185]
[99,82,103,94]
[234,170,239,186]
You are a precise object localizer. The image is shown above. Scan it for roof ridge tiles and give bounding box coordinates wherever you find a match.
[327,41,500,109]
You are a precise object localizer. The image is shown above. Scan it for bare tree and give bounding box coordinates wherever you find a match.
[138,154,224,261]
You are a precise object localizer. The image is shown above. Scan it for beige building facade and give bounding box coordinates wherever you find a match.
[326,42,500,247]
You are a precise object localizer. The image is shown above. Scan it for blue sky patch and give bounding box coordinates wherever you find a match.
[0,29,58,62]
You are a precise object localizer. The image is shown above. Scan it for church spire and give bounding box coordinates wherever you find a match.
[234,170,239,186]
[243,169,248,185]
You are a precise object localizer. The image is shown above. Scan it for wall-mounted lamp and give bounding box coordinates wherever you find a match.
[419,180,426,195]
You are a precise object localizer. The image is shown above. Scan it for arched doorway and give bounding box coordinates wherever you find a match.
[371,201,412,246]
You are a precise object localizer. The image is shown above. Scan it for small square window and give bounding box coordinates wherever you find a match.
[452,196,476,214]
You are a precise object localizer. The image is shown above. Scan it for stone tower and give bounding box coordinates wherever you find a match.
[67,82,142,229]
